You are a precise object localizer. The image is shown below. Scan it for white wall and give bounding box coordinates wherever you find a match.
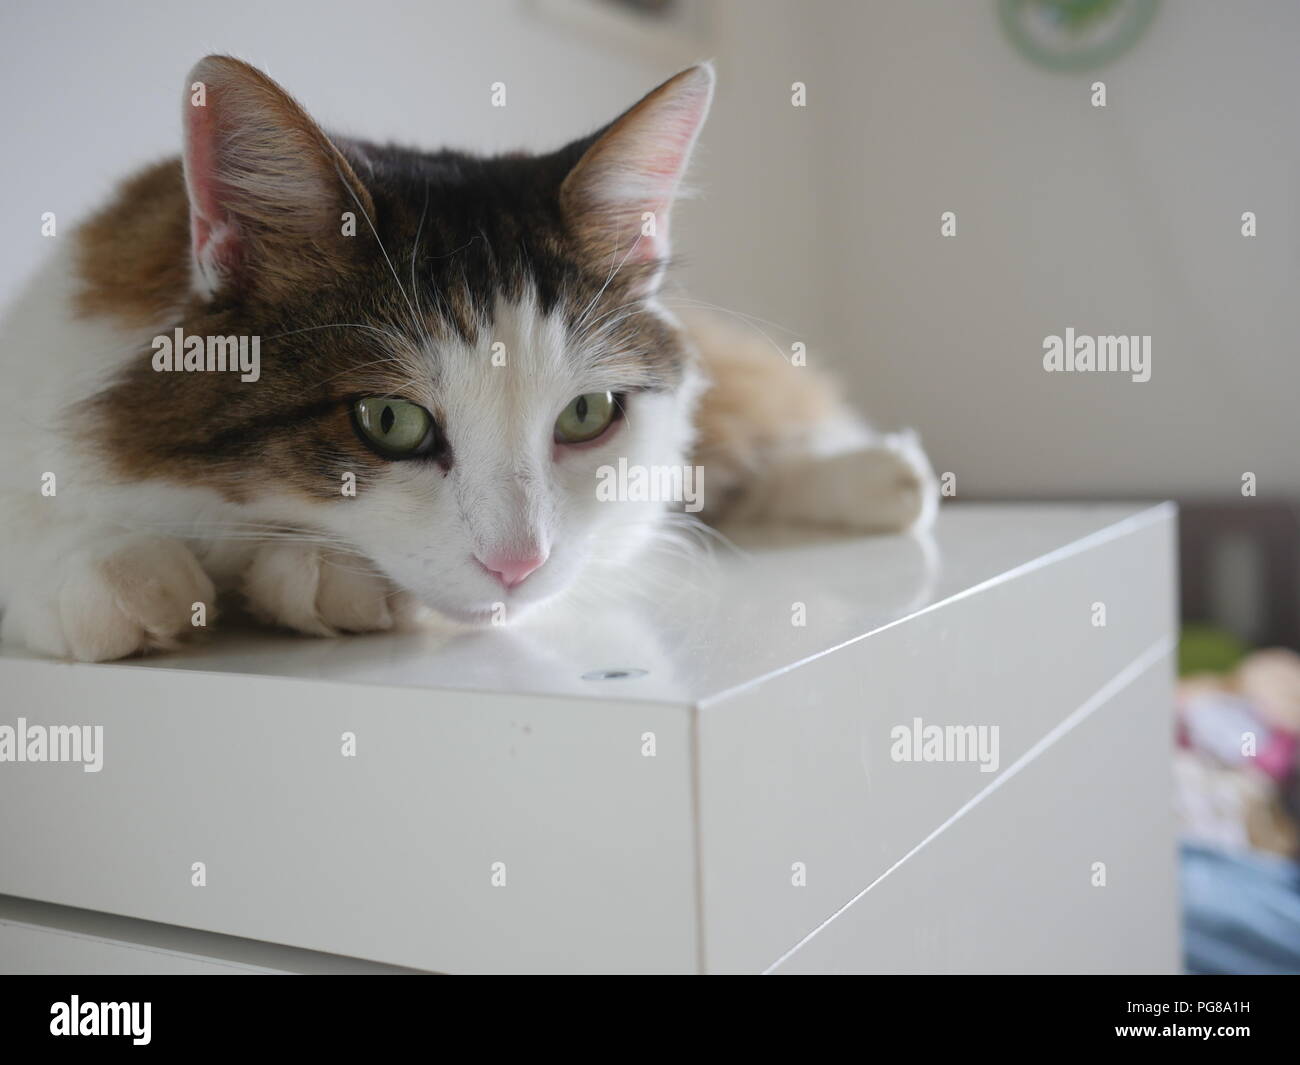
[669,0,826,355]
[815,0,1299,498]
[0,0,675,299]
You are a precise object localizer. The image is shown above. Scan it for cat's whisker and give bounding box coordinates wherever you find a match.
[330,159,425,341]
[656,513,749,558]
[261,321,409,347]
[570,235,626,339]
[410,182,431,324]
[116,518,359,551]
[575,546,707,611]
[659,296,804,340]
[658,296,808,366]
[570,217,652,344]
[572,305,650,356]
[311,352,424,391]
[316,555,390,579]
[426,234,480,261]
[572,295,652,345]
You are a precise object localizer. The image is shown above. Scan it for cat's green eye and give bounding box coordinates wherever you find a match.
[353,397,436,458]
[554,391,618,445]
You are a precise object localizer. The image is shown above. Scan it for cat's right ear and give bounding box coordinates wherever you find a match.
[559,64,714,295]
[181,55,374,299]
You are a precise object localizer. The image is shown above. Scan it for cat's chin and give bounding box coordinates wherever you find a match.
[419,593,554,629]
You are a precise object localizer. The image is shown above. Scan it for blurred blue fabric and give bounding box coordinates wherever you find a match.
[1182,840,1300,975]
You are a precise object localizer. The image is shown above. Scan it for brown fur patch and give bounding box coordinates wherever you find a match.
[74,159,192,327]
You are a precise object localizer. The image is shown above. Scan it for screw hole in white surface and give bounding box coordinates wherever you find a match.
[581,668,648,681]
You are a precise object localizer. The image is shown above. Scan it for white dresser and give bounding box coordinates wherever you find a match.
[0,503,1180,974]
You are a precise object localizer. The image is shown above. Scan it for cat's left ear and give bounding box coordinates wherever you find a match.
[181,55,375,299]
[560,63,714,293]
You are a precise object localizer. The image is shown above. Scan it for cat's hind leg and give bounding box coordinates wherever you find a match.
[725,428,938,533]
[685,313,938,533]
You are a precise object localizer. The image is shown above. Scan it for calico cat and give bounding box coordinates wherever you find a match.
[0,56,937,662]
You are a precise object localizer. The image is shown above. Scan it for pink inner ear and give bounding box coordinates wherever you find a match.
[183,95,240,282]
[609,91,711,266]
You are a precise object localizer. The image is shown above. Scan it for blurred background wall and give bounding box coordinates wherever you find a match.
[811,0,1298,502]
[1,0,1294,502]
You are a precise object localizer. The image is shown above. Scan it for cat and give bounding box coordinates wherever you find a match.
[0,55,937,662]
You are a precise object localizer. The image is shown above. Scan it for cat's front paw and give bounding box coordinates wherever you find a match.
[242,543,414,637]
[1,536,216,662]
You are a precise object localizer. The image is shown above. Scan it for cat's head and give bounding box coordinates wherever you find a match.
[94,55,713,624]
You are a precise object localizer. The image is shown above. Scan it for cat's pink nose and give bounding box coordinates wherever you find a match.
[476,551,547,589]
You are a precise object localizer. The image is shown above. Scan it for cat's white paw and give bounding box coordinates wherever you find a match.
[735,430,939,534]
[818,431,939,534]
[1,536,216,662]
[243,543,414,637]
